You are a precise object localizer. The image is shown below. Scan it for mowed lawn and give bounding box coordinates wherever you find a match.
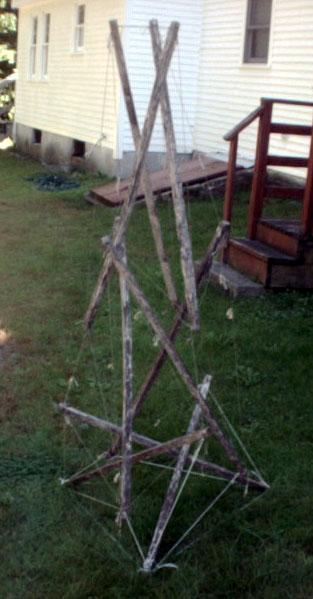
[1,150,313,598]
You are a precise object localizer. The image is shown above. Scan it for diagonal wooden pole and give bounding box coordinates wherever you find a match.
[65,427,212,485]
[110,20,178,308]
[104,237,246,476]
[84,21,179,331]
[142,376,211,572]
[150,20,199,330]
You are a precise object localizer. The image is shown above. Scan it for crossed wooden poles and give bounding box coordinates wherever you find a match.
[59,20,269,572]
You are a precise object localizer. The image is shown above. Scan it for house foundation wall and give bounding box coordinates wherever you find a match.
[15,122,191,177]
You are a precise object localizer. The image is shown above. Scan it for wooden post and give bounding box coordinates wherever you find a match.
[301,123,313,235]
[118,242,133,524]
[110,21,178,308]
[150,20,199,330]
[142,376,211,572]
[84,21,179,330]
[247,99,273,239]
[223,136,238,224]
[104,237,246,476]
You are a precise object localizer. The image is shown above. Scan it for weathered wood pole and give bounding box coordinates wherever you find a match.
[84,21,179,330]
[142,376,211,572]
[65,427,212,485]
[150,20,199,330]
[118,242,133,524]
[110,20,178,308]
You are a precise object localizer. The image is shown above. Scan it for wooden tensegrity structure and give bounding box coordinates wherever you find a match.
[59,19,269,573]
[223,98,313,289]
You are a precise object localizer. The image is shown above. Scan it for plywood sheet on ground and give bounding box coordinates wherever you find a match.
[87,156,238,207]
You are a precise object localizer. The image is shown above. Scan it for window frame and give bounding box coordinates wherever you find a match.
[73,4,85,53]
[243,0,273,64]
[41,12,51,79]
[29,15,38,78]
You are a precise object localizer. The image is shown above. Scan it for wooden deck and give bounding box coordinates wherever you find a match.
[86,156,236,207]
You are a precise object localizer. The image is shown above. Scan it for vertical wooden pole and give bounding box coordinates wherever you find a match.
[110,21,178,307]
[301,123,313,235]
[247,99,273,239]
[84,21,179,330]
[223,136,238,223]
[150,20,199,331]
[142,376,211,572]
[118,241,133,525]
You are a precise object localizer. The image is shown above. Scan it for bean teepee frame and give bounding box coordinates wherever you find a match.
[59,19,269,572]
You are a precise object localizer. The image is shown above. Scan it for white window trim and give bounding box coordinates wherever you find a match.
[29,15,38,79]
[73,3,85,53]
[41,12,50,80]
[239,0,276,69]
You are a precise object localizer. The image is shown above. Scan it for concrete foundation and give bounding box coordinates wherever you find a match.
[15,122,191,177]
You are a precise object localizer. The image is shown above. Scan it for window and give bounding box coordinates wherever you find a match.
[41,13,50,78]
[72,139,85,158]
[29,16,38,77]
[74,4,85,51]
[33,129,42,144]
[244,0,272,63]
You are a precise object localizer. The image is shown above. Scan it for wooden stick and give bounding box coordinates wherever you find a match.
[150,20,199,330]
[58,403,268,492]
[134,221,230,418]
[66,427,212,486]
[104,237,245,476]
[118,242,133,524]
[143,376,210,572]
[110,21,178,308]
[102,222,229,464]
[84,21,179,330]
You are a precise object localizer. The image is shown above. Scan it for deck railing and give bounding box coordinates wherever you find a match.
[223,97,313,238]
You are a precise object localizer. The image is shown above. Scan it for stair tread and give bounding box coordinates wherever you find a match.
[259,218,302,238]
[229,238,297,262]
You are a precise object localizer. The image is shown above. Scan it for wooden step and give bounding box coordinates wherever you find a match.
[256,218,302,257]
[265,186,304,201]
[227,238,297,286]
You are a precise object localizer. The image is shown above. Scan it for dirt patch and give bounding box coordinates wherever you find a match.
[26,172,81,192]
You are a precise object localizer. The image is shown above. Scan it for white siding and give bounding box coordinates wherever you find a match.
[194,0,313,174]
[15,0,125,156]
[119,0,202,156]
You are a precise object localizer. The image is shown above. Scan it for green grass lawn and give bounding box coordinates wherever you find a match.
[1,150,313,598]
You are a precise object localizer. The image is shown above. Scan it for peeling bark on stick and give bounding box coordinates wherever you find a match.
[110,20,178,308]
[84,21,179,330]
[104,237,246,476]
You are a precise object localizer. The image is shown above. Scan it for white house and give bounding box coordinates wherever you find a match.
[12,0,313,177]
[12,0,202,176]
